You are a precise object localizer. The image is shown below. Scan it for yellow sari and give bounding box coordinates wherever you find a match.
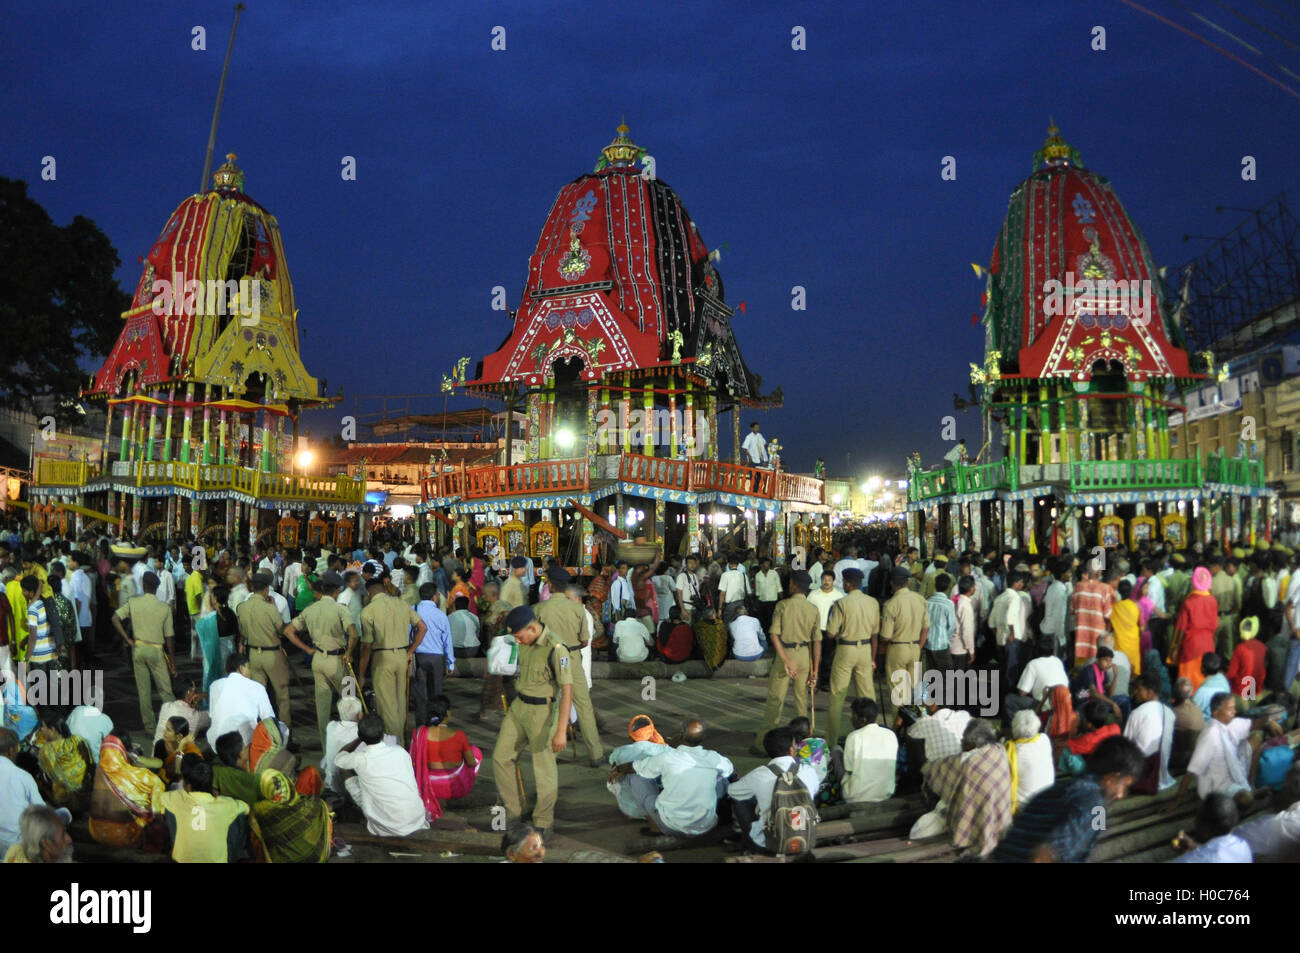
[88,736,164,848]
[1110,598,1142,675]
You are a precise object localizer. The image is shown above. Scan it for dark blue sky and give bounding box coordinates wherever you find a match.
[6,0,1299,481]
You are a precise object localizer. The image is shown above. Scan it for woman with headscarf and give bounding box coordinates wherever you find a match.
[88,735,165,848]
[249,768,332,863]
[410,694,481,821]
[32,717,93,814]
[151,716,201,787]
[1172,566,1219,690]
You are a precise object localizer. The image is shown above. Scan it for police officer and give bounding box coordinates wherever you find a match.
[880,565,928,723]
[826,566,881,743]
[236,572,293,729]
[110,571,176,733]
[752,570,821,754]
[359,574,426,739]
[283,570,359,744]
[533,565,603,766]
[501,556,528,609]
[491,604,572,840]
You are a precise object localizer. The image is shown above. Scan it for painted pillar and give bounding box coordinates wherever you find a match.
[218,410,228,465]
[107,490,117,523]
[1133,392,1147,458]
[582,516,594,569]
[775,510,787,563]
[120,405,133,462]
[687,504,699,557]
[654,497,665,545]
[180,383,194,463]
[276,413,286,473]
[599,385,611,455]
[668,380,678,458]
[970,501,982,551]
[249,505,259,550]
[1078,398,1090,462]
[1037,384,1048,465]
[1002,498,1017,550]
[130,494,142,537]
[162,390,175,462]
[101,403,113,471]
[586,388,599,470]
[260,408,272,471]
[642,381,653,455]
[708,393,718,463]
[1054,384,1068,465]
[1144,396,1157,461]
[200,385,212,464]
[732,403,741,464]
[224,498,235,546]
[526,392,540,461]
[684,379,695,458]
[622,372,632,455]
[1159,407,1171,457]
[166,494,177,537]
[146,393,160,462]
[949,502,962,550]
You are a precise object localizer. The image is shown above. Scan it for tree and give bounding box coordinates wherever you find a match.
[0,177,130,423]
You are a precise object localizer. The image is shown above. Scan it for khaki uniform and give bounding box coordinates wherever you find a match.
[501,575,527,609]
[361,593,420,738]
[1211,571,1239,658]
[880,587,927,722]
[490,625,572,830]
[115,594,175,732]
[754,592,821,749]
[826,589,881,743]
[534,595,602,760]
[237,595,291,728]
[291,594,357,742]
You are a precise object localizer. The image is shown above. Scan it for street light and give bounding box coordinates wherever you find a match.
[296,448,313,471]
[555,427,575,450]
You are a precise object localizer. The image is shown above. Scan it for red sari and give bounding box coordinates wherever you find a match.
[410,727,481,821]
[1174,591,1218,690]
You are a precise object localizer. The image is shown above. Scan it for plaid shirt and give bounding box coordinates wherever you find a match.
[922,743,1013,856]
[908,708,971,761]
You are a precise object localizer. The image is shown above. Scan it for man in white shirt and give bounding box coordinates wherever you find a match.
[991,571,1029,687]
[281,550,304,605]
[449,597,481,655]
[0,728,50,855]
[64,551,95,647]
[1007,708,1055,810]
[267,584,291,625]
[227,567,252,614]
[726,726,818,849]
[728,607,766,661]
[608,720,736,837]
[843,698,898,803]
[207,653,276,747]
[613,615,653,663]
[753,557,781,630]
[740,421,768,467]
[1002,635,1069,732]
[322,696,399,793]
[718,555,749,622]
[833,546,864,593]
[1174,693,1283,809]
[676,555,703,624]
[334,712,429,836]
[907,698,972,763]
[1124,672,1175,792]
[607,562,635,617]
[1040,562,1070,660]
[806,570,843,638]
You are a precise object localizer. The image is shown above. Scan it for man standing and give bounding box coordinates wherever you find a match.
[741,421,768,467]
[1210,557,1240,659]
[282,571,358,746]
[607,562,635,618]
[502,556,528,609]
[991,571,1029,689]
[1070,562,1112,668]
[675,554,703,624]
[359,576,427,740]
[825,567,879,744]
[879,566,928,724]
[235,573,292,731]
[409,583,454,727]
[718,554,749,623]
[754,557,780,633]
[534,566,603,765]
[111,571,176,734]
[751,570,820,754]
[1040,560,1070,664]
[64,551,94,667]
[491,605,573,841]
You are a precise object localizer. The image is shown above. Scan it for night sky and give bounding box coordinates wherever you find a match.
[6,1,1299,482]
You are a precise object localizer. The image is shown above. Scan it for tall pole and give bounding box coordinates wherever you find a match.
[200,3,246,192]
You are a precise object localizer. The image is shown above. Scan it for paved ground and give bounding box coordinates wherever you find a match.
[78,636,844,863]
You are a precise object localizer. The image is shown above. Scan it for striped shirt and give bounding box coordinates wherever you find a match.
[1069,580,1113,661]
[993,775,1105,863]
[25,599,56,664]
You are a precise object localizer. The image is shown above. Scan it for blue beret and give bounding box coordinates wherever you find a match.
[504,605,536,633]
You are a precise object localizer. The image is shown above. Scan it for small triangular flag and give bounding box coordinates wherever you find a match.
[971,263,985,279]
[738,301,747,314]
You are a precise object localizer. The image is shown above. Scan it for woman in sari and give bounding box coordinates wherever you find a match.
[33,718,93,814]
[469,547,488,595]
[1172,566,1218,690]
[1110,579,1142,675]
[410,695,481,821]
[632,565,659,629]
[1056,698,1121,776]
[249,769,332,863]
[449,567,477,618]
[88,735,164,848]
[151,716,201,787]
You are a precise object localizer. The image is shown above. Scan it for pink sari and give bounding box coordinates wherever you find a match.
[1135,578,1155,655]
[410,727,482,822]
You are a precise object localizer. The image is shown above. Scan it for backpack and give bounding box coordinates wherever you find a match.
[764,762,818,856]
[1257,742,1295,790]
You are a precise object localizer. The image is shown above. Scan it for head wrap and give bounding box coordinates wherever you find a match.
[628,715,665,745]
[259,768,299,805]
[1192,566,1212,593]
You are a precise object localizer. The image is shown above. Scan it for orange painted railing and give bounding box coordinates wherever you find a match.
[775,472,825,505]
[619,453,690,491]
[689,460,776,498]
[421,469,465,500]
[461,458,589,499]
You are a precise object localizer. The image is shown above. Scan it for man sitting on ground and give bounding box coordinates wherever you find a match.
[1003,635,1070,734]
[152,754,250,863]
[3,804,73,863]
[1170,676,1205,776]
[211,731,262,807]
[1233,764,1300,862]
[993,735,1145,862]
[607,719,736,837]
[1170,692,1284,811]
[1192,653,1230,721]
[1006,708,1055,813]
[0,728,47,857]
[728,605,767,662]
[726,726,818,850]
[842,698,897,804]
[1123,671,1176,794]
[921,719,1013,857]
[334,712,428,837]
[613,609,653,664]
[1172,792,1253,862]
[207,653,276,748]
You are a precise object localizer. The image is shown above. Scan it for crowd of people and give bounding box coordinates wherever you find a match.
[1,512,1298,863]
